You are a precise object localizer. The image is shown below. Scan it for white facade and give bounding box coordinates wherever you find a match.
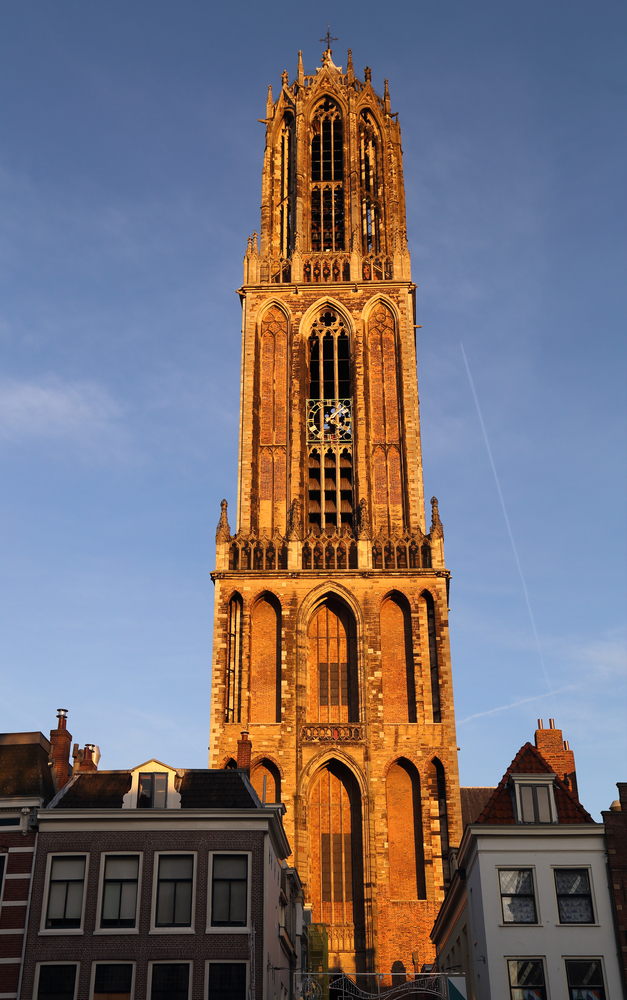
[432,825,624,1000]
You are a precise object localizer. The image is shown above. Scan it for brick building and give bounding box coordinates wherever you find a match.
[602,782,627,995]
[209,42,462,977]
[0,730,55,999]
[431,722,624,1000]
[2,716,304,1000]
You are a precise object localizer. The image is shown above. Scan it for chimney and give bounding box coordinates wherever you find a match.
[49,709,72,792]
[78,744,98,773]
[236,730,252,776]
[534,720,578,799]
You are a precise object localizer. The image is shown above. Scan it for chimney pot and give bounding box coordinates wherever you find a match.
[56,708,68,730]
[236,730,252,776]
[537,719,544,729]
[549,718,555,729]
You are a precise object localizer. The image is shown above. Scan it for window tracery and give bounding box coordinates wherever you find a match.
[310,98,344,252]
[359,110,382,254]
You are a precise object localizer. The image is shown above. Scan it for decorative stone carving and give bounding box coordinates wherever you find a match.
[215,499,231,543]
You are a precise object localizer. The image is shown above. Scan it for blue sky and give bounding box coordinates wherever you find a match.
[0,1,624,820]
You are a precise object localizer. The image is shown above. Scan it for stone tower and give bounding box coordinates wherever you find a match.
[209,45,462,978]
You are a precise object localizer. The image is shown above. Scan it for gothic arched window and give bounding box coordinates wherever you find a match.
[307,598,359,723]
[306,309,353,536]
[225,594,243,724]
[423,591,441,723]
[279,112,293,258]
[309,760,365,938]
[359,110,382,253]
[381,595,417,723]
[310,98,344,252]
[386,759,426,899]
[250,594,281,724]
[251,758,281,803]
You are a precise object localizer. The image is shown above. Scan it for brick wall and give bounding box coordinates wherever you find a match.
[21,829,266,1000]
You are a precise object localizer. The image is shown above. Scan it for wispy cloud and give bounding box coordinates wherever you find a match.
[0,375,129,458]
[458,685,575,724]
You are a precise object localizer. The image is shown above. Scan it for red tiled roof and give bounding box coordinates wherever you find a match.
[476,743,595,825]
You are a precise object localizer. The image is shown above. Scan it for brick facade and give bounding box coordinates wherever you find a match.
[209,47,462,979]
[602,782,627,994]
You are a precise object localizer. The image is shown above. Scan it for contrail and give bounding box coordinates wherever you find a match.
[460,343,554,702]
[458,686,573,724]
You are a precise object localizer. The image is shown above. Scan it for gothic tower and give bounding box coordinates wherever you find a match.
[210,45,462,978]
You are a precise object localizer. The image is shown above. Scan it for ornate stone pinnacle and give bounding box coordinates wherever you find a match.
[215,498,231,543]
[430,496,443,536]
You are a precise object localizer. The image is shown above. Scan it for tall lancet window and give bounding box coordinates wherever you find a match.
[359,110,381,254]
[279,112,293,258]
[310,98,344,252]
[306,309,353,536]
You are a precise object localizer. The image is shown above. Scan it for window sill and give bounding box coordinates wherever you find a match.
[205,925,251,935]
[38,928,84,936]
[149,926,195,935]
[93,927,140,935]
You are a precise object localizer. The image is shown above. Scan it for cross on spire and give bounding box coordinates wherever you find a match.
[319,23,338,50]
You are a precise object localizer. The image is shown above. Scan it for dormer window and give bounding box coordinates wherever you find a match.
[122,760,181,810]
[510,774,557,824]
[138,773,168,809]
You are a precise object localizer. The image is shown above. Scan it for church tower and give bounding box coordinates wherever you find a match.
[209,44,462,978]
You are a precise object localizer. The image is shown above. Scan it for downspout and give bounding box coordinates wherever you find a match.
[17,820,38,999]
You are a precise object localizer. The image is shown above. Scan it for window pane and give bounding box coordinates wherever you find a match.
[520,786,535,822]
[65,881,84,919]
[502,896,536,922]
[509,959,545,986]
[229,880,247,924]
[94,964,133,992]
[153,773,168,808]
[138,774,153,807]
[536,784,551,822]
[156,880,175,925]
[208,963,247,1000]
[566,960,604,988]
[173,880,192,925]
[558,896,594,922]
[119,881,138,921]
[159,856,193,879]
[105,856,138,880]
[499,870,533,895]
[214,855,247,879]
[212,881,230,923]
[151,964,189,1000]
[102,882,121,921]
[51,857,85,881]
[47,883,67,920]
[555,869,590,894]
[37,964,77,1000]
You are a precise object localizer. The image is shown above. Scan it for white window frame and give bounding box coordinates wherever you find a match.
[510,774,558,824]
[552,866,598,926]
[496,866,541,926]
[34,961,80,1000]
[0,850,7,910]
[562,955,607,998]
[204,960,249,1000]
[147,960,192,1000]
[505,956,549,1000]
[206,851,252,934]
[89,960,136,1000]
[122,761,181,810]
[149,851,197,935]
[39,852,90,936]
[94,852,143,935]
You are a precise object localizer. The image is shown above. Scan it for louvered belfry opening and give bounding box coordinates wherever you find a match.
[311,97,345,252]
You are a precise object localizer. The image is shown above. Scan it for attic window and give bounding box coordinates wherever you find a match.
[138,773,168,809]
[510,774,557,824]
